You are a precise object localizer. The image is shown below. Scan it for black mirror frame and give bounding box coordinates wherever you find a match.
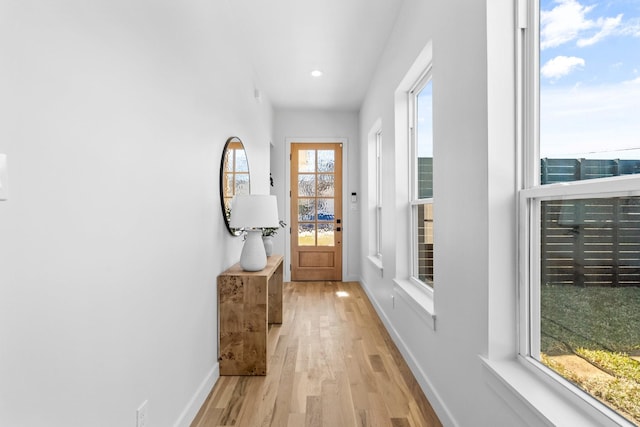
[220,136,250,236]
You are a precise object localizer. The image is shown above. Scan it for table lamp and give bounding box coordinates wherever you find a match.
[230,194,280,271]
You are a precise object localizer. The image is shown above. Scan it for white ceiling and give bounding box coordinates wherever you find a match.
[227,0,404,111]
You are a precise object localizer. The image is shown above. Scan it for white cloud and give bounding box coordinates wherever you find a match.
[541,0,624,49]
[541,0,596,49]
[541,55,585,79]
[624,76,640,84]
[619,17,640,37]
[577,14,623,46]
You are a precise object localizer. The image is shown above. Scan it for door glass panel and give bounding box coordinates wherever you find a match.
[317,174,334,197]
[318,150,335,172]
[298,199,315,221]
[298,174,316,196]
[317,199,334,221]
[318,223,335,246]
[223,150,233,172]
[235,149,248,172]
[298,223,316,246]
[235,174,249,195]
[298,150,316,173]
[224,175,233,197]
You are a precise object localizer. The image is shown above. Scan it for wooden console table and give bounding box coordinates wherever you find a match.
[217,255,283,375]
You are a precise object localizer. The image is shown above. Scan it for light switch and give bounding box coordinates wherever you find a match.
[0,154,8,201]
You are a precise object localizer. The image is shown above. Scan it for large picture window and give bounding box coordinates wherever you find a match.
[410,70,434,287]
[521,0,640,424]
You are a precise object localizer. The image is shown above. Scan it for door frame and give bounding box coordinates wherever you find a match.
[284,137,349,282]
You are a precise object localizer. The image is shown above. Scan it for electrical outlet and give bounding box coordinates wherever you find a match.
[137,400,148,427]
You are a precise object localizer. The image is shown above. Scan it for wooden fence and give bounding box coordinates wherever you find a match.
[541,158,640,287]
[414,158,640,287]
[418,158,433,283]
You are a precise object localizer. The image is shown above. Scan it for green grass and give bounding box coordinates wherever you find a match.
[541,285,640,354]
[542,354,640,423]
[540,285,640,425]
[576,348,640,383]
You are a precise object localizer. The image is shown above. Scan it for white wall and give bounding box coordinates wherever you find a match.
[0,1,272,426]
[272,110,360,281]
[359,0,527,426]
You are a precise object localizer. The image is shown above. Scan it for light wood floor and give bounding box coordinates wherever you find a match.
[191,281,442,427]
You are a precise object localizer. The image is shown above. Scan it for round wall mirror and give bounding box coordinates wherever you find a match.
[220,136,250,236]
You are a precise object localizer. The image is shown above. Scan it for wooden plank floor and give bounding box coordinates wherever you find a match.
[191,281,442,427]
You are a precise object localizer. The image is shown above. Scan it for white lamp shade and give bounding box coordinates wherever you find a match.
[229,194,279,229]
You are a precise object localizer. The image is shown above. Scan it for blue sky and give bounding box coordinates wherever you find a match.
[540,0,640,158]
[417,81,433,158]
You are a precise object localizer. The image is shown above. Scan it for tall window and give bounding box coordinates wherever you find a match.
[375,129,383,259]
[521,0,640,424]
[368,121,384,266]
[410,70,434,287]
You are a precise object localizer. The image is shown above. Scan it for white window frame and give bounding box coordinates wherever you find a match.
[518,0,640,424]
[375,128,383,260]
[409,68,433,289]
[367,119,384,272]
[392,41,435,330]
[519,183,640,427]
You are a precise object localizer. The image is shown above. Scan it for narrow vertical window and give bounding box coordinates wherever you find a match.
[368,120,384,268]
[410,70,434,287]
[375,129,383,259]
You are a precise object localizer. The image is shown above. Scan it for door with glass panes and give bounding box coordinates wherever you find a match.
[290,143,342,281]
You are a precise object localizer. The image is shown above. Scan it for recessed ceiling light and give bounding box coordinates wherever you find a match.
[311,70,323,77]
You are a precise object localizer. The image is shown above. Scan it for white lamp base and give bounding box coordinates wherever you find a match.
[239,229,267,271]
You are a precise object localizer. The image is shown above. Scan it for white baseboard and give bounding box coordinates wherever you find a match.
[173,363,219,427]
[344,274,360,282]
[358,276,457,427]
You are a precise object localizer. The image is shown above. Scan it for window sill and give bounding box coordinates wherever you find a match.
[367,255,383,275]
[482,357,633,427]
[392,279,436,330]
